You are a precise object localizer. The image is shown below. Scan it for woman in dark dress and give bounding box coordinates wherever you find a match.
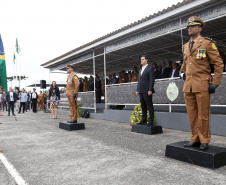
[48,81,60,119]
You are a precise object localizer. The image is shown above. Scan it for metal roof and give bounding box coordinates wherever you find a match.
[41,0,197,67]
[41,0,226,76]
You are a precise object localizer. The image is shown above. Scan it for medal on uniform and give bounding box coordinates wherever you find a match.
[199,49,203,59]
[196,50,200,59]
[68,77,72,84]
[203,49,206,58]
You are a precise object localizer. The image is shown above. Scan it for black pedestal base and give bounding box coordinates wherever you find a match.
[59,121,85,131]
[131,124,163,135]
[165,141,226,169]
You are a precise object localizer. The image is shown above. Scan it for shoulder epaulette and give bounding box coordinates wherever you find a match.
[204,37,216,43]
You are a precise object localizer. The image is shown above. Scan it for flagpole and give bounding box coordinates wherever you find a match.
[13,57,14,89]
[19,53,21,90]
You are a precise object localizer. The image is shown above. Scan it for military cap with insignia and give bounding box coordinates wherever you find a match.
[187,16,205,28]
[66,64,74,69]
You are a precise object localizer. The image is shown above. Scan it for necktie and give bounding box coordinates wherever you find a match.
[190,41,195,51]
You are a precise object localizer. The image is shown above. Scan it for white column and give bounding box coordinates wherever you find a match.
[104,46,107,110]
[93,50,96,113]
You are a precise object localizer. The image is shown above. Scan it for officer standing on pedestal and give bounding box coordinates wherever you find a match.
[66,64,79,123]
[180,16,224,150]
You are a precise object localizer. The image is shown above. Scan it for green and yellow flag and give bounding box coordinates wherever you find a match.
[0,34,8,94]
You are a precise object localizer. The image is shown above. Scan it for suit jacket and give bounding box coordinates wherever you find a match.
[160,67,170,78]
[180,36,224,93]
[169,68,180,78]
[6,92,16,102]
[137,65,155,94]
[154,69,161,79]
[95,80,101,91]
[79,82,83,92]
[31,92,38,100]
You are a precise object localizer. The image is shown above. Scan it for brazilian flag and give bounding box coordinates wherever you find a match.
[0,34,7,95]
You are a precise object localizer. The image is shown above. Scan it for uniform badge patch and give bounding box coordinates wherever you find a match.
[189,17,194,22]
[74,76,78,80]
[212,43,217,49]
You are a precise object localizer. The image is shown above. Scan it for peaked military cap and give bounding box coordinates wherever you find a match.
[187,16,205,28]
[66,64,74,69]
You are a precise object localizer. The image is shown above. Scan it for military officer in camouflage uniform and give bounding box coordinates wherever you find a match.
[66,64,79,123]
[180,16,224,150]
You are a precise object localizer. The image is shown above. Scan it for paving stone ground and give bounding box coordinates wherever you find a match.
[0,110,226,185]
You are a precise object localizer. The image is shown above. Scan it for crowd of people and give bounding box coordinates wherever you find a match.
[77,61,182,103]
[0,81,61,118]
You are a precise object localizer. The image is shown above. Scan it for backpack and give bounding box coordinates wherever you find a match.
[82,110,90,118]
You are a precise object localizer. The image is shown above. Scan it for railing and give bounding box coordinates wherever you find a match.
[106,73,226,112]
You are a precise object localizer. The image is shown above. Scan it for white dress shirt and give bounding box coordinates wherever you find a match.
[141,64,148,75]
[32,92,37,99]
[171,69,176,78]
[10,92,14,101]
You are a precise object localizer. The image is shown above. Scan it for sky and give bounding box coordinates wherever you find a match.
[1,0,183,90]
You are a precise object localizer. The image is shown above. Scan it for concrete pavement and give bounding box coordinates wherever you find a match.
[0,110,226,185]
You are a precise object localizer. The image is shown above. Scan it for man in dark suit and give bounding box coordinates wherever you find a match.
[95,76,102,103]
[160,61,170,78]
[169,62,180,78]
[31,88,38,113]
[79,79,83,92]
[6,87,16,116]
[136,55,155,126]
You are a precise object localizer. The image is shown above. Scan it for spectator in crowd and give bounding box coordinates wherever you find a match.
[26,90,31,111]
[31,88,38,113]
[118,71,126,84]
[127,71,132,82]
[61,88,65,93]
[37,91,44,111]
[152,63,161,79]
[168,60,173,69]
[89,76,94,91]
[83,76,89,92]
[6,87,16,116]
[160,61,170,78]
[48,81,60,119]
[112,73,118,84]
[15,89,20,112]
[1,90,7,111]
[95,76,102,103]
[79,79,83,92]
[18,89,27,114]
[107,75,113,85]
[131,66,139,82]
[169,62,180,78]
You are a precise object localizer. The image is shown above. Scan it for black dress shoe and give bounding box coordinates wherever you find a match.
[8,114,10,116]
[67,120,77,123]
[184,142,201,147]
[200,143,208,150]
